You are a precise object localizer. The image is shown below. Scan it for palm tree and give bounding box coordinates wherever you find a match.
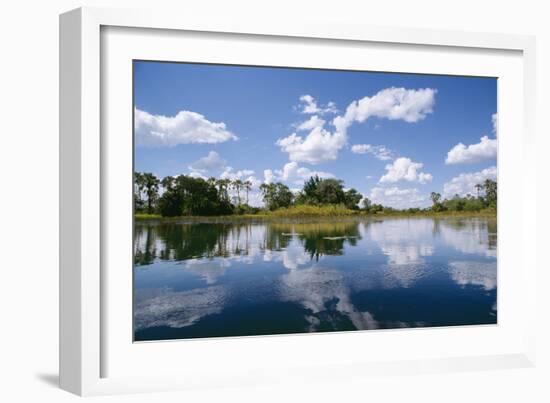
[207,177,217,187]
[474,183,482,198]
[259,182,277,210]
[216,178,231,202]
[134,172,146,211]
[361,197,372,212]
[142,173,160,213]
[243,180,252,205]
[161,176,175,193]
[232,179,243,205]
[215,179,224,198]
[430,192,441,205]
[222,178,232,201]
[483,179,497,206]
[430,192,443,212]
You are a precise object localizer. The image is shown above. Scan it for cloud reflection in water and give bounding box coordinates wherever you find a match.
[134,217,497,339]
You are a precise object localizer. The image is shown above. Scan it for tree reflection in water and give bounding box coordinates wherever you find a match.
[134,220,363,266]
[133,218,497,340]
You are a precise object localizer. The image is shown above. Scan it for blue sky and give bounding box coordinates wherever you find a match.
[134,61,497,208]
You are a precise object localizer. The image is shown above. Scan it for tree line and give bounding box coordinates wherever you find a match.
[427,179,497,213]
[259,176,362,211]
[134,172,496,217]
[134,172,253,216]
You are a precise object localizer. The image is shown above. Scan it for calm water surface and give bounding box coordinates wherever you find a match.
[133,217,497,341]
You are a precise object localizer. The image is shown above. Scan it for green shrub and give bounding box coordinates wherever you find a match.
[268,204,357,217]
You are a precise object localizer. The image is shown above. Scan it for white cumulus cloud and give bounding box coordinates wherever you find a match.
[263,169,276,185]
[186,152,262,193]
[445,135,497,165]
[263,162,334,185]
[188,151,227,174]
[278,88,436,165]
[276,126,346,165]
[379,157,433,184]
[135,108,237,147]
[220,167,261,187]
[335,87,436,133]
[368,186,430,209]
[442,166,497,198]
[492,112,498,136]
[295,115,326,131]
[297,95,338,115]
[188,171,208,180]
[351,144,394,161]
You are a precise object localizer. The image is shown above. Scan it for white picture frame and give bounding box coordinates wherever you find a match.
[60,6,537,396]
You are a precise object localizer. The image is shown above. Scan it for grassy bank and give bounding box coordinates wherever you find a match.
[135,205,496,223]
[267,204,359,217]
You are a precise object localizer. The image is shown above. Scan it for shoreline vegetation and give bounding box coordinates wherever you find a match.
[135,209,496,223]
[134,172,497,222]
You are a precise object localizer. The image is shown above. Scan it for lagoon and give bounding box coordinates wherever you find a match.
[134,217,497,341]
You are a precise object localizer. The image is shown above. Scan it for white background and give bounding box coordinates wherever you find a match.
[0,0,548,402]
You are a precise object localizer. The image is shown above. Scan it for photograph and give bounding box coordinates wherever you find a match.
[132,61,498,342]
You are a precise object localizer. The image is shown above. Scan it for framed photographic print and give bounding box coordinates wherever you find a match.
[60,7,537,396]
